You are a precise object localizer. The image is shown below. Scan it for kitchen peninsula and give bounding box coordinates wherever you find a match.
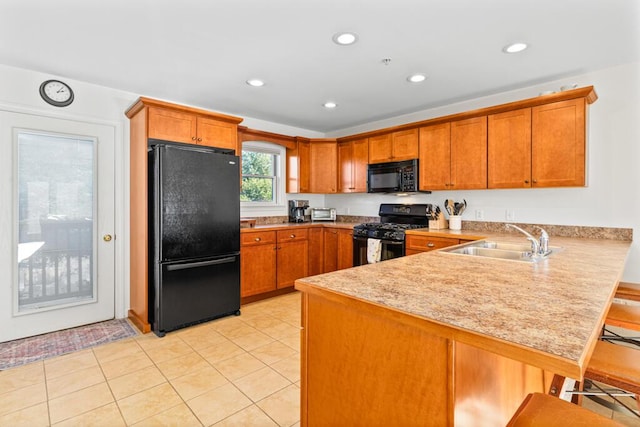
[294,231,631,426]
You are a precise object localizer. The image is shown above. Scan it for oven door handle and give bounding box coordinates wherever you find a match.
[353,236,405,245]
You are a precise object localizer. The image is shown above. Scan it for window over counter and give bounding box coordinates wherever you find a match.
[241,141,285,207]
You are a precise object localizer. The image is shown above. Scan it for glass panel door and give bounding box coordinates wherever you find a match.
[0,110,115,343]
[17,132,96,312]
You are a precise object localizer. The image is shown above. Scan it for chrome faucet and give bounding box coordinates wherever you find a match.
[534,226,550,256]
[505,224,539,256]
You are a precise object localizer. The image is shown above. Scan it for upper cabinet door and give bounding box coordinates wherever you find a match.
[338,142,354,193]
[338,138,369,193]
[351,138,369,192]
[197,117,238,151]
[298,140,311,193]
[532,98,586,187]
[368,133,393,163]
[488,108,532,189]
[450,116,487,190]
[419,123,451,191]
[148,107,197,144]
[310,141,337,193]
[391,129,419,161]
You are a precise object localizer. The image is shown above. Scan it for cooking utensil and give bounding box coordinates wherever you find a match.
[458,199,467,215]
[445,199,453,216]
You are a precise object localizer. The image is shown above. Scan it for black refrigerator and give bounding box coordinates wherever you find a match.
[148,140,240,337]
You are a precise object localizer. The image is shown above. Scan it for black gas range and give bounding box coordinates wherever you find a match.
[353,204,432,266]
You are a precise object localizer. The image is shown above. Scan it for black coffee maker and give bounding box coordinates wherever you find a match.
[288,199,309,223]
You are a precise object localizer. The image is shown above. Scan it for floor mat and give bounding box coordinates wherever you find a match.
[0,319,138,370]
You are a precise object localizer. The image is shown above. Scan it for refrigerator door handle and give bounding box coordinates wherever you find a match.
[166,256,237,271]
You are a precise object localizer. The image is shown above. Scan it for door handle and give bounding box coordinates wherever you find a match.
[166,256,237,271]
[103,234,113,242]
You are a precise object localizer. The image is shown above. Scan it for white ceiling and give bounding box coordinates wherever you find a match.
[1,0,638,133]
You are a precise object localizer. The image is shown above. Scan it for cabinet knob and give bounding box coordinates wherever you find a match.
[192,136,197,141]
[290,234,295,238]
[426,242,435,247]
[197,137,202,142]
[255,237,261,242]
[532,179,538,184]
[524,180,530,184]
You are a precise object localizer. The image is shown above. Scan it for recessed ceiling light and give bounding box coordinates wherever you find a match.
[246,79,265,87]
[502,42,528,54]
[323,101,337,109]
[332,32,358,46]
[407,73,427,83]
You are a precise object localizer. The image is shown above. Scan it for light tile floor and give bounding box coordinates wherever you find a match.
[0,292,302,427]
[2,291,639,425]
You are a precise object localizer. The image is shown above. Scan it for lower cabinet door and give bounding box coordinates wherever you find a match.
[323,229,339,273]
[337,229,354,270]
[240,244,276,297]
[277,240,309,288]
[308,228,324,276]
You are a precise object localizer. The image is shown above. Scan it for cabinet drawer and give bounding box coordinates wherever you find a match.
[277,228,308,243]
[406,235,460,252]
[241,231,276,246]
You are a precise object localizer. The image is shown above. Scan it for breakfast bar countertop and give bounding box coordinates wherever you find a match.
[295,232,632,379]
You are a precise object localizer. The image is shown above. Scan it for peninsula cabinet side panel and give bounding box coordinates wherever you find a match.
[301,293,453,426]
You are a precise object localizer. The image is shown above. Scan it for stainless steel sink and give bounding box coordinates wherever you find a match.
[441,240,558,262]
[473,241,533,252]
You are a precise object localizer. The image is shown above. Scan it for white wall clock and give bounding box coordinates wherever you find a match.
[39,79,74,107]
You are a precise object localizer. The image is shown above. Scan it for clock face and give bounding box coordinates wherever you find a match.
[39,80,74,107]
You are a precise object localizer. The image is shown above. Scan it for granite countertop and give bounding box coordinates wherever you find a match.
[295,231,631,378]
[241,222,358,232]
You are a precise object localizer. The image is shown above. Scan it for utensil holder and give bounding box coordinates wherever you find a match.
[449,215,462,230]
[429,217,448,230]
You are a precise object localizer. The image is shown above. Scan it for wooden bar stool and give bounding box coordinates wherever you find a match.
[602,302,640,348]
[615,282,640,302]
[567,298,640,418]
[507,392,623,426]
[576,340,640,417]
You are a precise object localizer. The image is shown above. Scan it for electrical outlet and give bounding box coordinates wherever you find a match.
[506,210,515,221]
[475,209,484,220]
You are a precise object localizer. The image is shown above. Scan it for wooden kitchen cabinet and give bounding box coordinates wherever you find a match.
[323,228,353,273]
[531,98,586,187]
[488,108,532,188]
[241,231,277,297]
[405,235,464,255]
[338,138,369,193]
[419,117,487,190]
[125,97,243,333]
[240,227,311,301]
[451,117,487,189]
[148,105,240,152]
[419,123,451,191]
[308,227,324,276]
[309,139,338,193]
[276,229,308,289]
[488,99,586,189]
[287,137,311,193]
[368,129,419,163]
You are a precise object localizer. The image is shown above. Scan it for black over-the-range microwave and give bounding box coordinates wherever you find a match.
[367,159,429,193]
